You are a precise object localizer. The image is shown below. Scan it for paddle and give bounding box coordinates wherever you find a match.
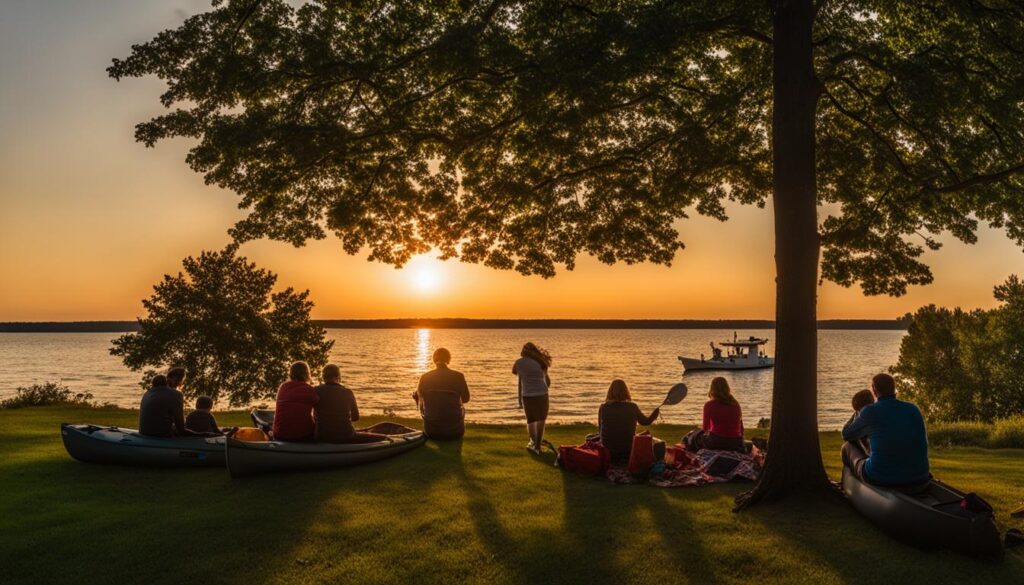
[660,382,688,407]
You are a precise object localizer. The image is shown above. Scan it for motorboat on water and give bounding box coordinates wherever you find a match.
[679,334,774,371]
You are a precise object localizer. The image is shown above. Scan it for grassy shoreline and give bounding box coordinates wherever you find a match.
[2,406,1022,585]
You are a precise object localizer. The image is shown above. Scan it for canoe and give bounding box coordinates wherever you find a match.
[61,423,225,467]
[251,408,274,432]
[226,420,426,477]
[841,466,1003,559]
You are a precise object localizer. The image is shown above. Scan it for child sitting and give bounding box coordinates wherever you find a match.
[852,389,874,414]
[849,389,874,453]
[184,396,220,434]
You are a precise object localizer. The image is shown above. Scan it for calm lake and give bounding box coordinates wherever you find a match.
[0,329,904,429]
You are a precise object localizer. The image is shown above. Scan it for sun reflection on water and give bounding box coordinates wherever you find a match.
[415,328,431,371]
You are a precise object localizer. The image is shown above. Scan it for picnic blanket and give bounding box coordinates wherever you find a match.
[604,442,765,486]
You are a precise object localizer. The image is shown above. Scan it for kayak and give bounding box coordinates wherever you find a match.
[841,466,1003,559]
[61,423,225,467]
[227,416,426,477]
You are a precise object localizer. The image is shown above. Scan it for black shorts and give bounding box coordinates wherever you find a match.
[522,395,549,423]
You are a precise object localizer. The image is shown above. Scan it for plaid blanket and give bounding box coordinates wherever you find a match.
[604,443,765,487]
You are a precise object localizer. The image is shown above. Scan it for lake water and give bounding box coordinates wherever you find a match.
[0,329,904,429]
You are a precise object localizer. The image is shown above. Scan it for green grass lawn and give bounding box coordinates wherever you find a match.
[1,406,1022,585]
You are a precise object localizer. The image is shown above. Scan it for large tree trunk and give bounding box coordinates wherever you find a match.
[735,0,831,509]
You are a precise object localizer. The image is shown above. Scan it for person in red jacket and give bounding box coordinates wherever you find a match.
[272,361,319,441]
[686,377,745,453]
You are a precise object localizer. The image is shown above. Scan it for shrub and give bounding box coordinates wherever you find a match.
[927,421,992,448]
[989,416,1024,449]
[1,382,96,409]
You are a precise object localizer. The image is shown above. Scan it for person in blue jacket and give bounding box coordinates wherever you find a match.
[841,373,930,486]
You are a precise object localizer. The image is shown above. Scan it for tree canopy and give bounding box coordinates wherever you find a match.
[111,249,333,406]
[109,0,1024,292]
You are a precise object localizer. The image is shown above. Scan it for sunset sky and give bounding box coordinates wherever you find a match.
[2,0,1024,322]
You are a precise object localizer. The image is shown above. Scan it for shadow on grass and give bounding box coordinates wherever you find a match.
[740,493,1024,584]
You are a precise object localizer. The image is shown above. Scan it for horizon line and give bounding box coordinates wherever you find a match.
[0,317,909,333]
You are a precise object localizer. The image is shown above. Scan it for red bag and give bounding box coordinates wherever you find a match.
[559,444,611,475]
[628,433,655,475]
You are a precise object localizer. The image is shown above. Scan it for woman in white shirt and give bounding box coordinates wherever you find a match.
[513,342,552,455]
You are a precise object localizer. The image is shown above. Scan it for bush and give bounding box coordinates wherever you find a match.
[989,416,1024,449]
[926,417,1024,448]
[927,421,992,448]
[1,382,96,409]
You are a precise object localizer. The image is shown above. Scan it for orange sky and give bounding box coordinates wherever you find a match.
[2,1,1023,321]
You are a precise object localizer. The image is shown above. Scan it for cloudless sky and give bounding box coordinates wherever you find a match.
[2,0,1023,321]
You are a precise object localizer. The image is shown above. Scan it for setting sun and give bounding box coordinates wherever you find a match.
[406,256,444,293]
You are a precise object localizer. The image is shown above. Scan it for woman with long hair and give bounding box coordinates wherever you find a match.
[597,379,660,462]
[272,361,320,441]
[690,376,745,452]
[513,342,552,454]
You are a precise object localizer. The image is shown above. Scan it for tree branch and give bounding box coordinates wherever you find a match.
[929,162,1024,193]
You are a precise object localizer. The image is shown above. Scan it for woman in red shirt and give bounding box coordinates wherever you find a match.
[689,377,745,453]
[272,361,319,441]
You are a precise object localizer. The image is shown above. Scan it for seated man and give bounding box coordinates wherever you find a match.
[413,348,470,440]
[138,373,202,437]
[841,373,929,486]
[314,364,386,443]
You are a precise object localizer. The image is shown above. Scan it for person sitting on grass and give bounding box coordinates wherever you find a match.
[598,379,660,463]
[413,348,471,440]
[841,373,929,487]
[138,374,203,437]
[686,377,746,453]
[272,361,319,442]
[184,395,220,434]
[315,364,386,444]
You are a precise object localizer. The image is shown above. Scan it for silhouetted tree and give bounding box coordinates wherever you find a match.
[111,248,333,406]
[109,1,1024,506]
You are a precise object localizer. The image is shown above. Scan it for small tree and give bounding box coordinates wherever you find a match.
[111,248,333,406]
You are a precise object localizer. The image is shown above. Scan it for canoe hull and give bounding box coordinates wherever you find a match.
[226,426,427,477]
[841,466,1003,559]
[61,423,225,468]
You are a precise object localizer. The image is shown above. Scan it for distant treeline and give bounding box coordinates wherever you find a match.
[0,318,909,332]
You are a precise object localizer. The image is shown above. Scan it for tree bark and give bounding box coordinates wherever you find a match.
[735,0,831,509]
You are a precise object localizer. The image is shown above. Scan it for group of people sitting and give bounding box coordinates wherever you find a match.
[136,346,931,487]
[138,367,226,437]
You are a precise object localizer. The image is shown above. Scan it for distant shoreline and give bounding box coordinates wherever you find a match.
[0,318,908,332]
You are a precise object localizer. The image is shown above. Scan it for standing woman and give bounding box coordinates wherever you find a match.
[513,342,551,455]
